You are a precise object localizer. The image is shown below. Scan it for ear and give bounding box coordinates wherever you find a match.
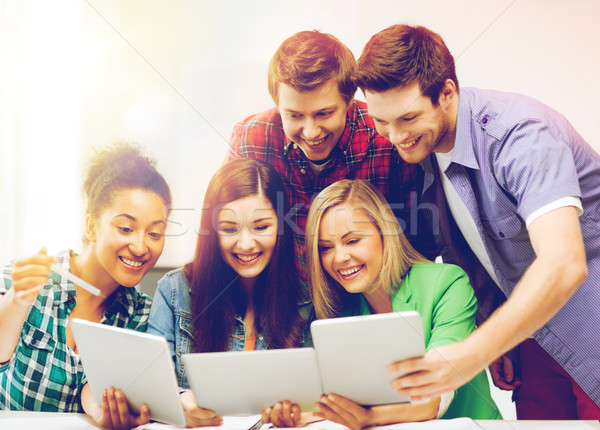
[438,79,457,108]
[85,214,97,243]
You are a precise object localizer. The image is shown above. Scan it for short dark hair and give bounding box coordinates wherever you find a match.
[83,142,171,219]
[356,25,458,105]
[268,30,357,104]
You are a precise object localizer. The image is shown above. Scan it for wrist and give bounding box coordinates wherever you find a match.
[364,406,378,428]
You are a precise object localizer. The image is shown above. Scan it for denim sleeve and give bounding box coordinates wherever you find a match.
[147,274,176,360]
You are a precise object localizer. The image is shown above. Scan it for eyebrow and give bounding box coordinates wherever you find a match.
[341,230,357,240]
[282,105,338,114]
[218,220,237,225]
[218,216,274,225]
[253,217,275,223]
[369,109,420,122]
[113,214,166,226]
[318,230,361,242]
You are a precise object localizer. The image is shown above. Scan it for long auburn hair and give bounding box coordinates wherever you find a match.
[305,179,428,319]
[185,159,304,352]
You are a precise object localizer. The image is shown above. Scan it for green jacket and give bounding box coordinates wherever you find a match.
[355,262,502,420]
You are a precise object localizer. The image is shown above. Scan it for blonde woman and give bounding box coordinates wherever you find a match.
[302,179,500,428]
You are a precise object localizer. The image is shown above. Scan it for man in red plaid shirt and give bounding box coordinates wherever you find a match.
[227,30,436,269]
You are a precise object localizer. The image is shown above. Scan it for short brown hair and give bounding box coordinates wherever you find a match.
[268,30,357,104]
[356,25,458,105]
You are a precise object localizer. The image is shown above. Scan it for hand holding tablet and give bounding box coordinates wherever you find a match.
[73,312,424,422]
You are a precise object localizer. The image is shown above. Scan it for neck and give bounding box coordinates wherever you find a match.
[435,94,459,154]
[72,247,119,300]
[362,287,392,314]
[240,276,257,298]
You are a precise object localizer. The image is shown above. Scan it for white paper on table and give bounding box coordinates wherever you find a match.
[143,414,262,429]
[301,417,482,429]
[0,415,102,430]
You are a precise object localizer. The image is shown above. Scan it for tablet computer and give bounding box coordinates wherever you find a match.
[183,348,322,416]
[70,318,186,426]
[310,311,424,406]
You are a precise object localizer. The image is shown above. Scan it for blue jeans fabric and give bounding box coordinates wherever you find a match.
[147,268,267,389]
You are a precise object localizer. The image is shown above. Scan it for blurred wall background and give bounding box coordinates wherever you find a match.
[1,0,598,267]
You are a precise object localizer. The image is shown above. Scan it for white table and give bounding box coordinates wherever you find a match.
[1,412,599,429]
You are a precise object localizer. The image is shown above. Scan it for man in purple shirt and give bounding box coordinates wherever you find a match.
[355,24,600,419]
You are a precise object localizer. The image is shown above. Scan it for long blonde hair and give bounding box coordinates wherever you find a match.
[305,179,427,319]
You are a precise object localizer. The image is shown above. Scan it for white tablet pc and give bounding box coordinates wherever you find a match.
[182,348,322,416]
[70,319,186,426]
[310,311,424,406]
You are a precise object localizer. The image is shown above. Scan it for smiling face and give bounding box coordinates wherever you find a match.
[277,79,350,162]
[87,188,167,289]
[217,194,278,289]
[365,80,458,164]
[318,203,383,295]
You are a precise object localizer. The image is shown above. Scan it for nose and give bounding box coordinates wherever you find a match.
[237,227,256,251]
[129,232,149,256]
[388,124,410,147]
[333,246,350,265]
[302,117,321,141]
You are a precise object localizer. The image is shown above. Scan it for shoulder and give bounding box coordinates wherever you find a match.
[231,108,284,137]
[406,263,473,297]
[155,267,191,309]
[461,87,570,142]
[229,108,288,158]
[341,100,398,164]
[408,261,466,278]
[348,99,383,138]
[158,267,189,289]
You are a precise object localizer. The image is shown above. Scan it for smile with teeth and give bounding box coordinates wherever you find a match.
[398,136,421,149]
[339,265,363,278]
[120,257,144,268]
[303,136,327,147]
[235,252,261,263]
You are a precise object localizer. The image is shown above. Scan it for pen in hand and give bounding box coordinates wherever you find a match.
[51,263,105,297]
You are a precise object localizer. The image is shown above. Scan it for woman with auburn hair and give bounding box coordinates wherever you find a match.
[148,158,310,428]
[300,179,500,428]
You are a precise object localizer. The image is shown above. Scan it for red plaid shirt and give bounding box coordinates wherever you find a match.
[228,100,436,264]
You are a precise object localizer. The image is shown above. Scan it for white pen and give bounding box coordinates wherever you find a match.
[51,263,105,298]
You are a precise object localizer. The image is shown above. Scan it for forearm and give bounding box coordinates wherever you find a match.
[368,397,441,426]
[466,249,586,367]
[0,288,31,362]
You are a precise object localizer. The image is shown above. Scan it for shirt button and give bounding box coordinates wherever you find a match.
[293,143,298,149]
[482,117,488,125]
[498,231,505,238]
[300,169,306,174]
[343,150,347,155]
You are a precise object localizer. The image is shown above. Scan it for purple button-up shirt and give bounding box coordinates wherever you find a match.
[421,87,600,405]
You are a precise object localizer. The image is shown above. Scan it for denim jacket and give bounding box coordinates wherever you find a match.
[147,268,311,389]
